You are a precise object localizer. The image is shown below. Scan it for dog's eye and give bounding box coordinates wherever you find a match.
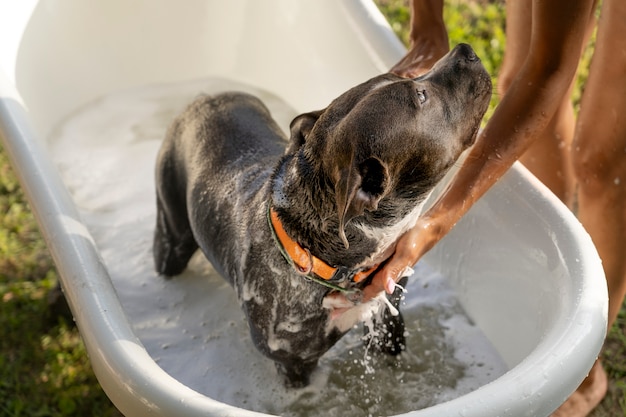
[417,90,427,104]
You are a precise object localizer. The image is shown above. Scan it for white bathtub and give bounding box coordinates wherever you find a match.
[0,1,607,416]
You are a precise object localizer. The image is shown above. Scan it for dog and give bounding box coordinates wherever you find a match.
[153,43,491,387]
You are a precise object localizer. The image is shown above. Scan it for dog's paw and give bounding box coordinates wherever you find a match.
[275,360,318,389]
[153,233,190,276]
[153,206,198,276]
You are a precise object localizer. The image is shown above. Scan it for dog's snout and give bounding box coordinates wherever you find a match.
[454,43,479,63]
[466,49,478,62]
[413,43,485,84]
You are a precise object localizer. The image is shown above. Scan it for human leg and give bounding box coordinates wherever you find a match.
[573,0,626,335]
[553,0,626,415]
[498,0,592,204]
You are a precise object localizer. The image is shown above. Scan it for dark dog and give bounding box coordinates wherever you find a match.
[153,44,491,387]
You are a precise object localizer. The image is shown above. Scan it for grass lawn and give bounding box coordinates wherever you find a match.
[0,144,123,416]
[0,1,624,416]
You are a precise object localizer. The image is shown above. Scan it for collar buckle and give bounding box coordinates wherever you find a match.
[329,266,353,283]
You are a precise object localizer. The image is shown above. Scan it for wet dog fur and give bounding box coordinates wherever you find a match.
[153,44,492,387]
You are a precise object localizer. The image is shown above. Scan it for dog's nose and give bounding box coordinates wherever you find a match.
[454,43,479,63]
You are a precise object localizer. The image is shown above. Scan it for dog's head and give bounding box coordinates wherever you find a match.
[287,44,492,247]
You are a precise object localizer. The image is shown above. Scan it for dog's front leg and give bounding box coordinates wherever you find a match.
[364,276,408,355]
[275,358,319,389]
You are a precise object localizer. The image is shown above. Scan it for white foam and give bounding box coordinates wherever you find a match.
[48,78,508,416]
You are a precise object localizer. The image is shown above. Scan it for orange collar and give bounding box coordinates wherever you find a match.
[268,207,378,284]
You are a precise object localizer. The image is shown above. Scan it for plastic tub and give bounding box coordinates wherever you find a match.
[0,1,607,416]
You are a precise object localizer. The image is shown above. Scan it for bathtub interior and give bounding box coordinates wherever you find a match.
[3,0,403,139]
[0,1,607,417]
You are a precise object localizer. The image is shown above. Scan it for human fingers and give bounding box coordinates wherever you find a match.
[358,230,422,303]
[390,39,449,78]
[389,52,433,78]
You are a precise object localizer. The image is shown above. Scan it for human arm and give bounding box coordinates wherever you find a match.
[368,0,598,297]
[389,0,449,77]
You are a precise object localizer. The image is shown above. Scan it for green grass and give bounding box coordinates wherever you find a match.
[0,144,123,416]
[0,1,624,416]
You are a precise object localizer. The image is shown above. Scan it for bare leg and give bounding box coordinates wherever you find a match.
[574,0,626,333]
[551,360,607,417]
[519,98,576,204]
[499,0,591,204]
[553,0,626,415]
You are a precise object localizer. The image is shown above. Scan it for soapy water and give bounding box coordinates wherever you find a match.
[48,78,507,416]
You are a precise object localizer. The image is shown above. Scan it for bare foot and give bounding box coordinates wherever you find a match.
[550,359,608,417]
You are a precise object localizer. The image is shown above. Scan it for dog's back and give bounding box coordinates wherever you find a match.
[153,92,286,278]
[165,93,286,174]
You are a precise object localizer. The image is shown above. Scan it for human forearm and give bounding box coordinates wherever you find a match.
[374,0,597,296]
[407,0,445,46]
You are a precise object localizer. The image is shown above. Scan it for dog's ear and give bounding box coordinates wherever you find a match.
[335,157,389,248]
[287,110,324,153]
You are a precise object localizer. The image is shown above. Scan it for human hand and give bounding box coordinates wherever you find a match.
[390,38,449,78]
[361,215,448,302]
